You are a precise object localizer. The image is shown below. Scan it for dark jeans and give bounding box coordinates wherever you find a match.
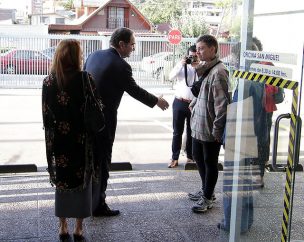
[192,138,221,200]
[92,111,117,212]
[171,98,192,160]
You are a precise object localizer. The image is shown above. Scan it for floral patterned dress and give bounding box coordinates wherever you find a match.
[42,71,99,193]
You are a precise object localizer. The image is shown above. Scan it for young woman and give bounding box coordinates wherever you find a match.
[42,39,100,242]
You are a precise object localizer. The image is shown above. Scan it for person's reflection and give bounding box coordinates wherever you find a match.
[218,78,268,234]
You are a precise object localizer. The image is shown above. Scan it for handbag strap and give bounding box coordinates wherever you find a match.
[185,60,222,87]
[200,61,221,81]
[82,71,103,108]
[82,71,87,99]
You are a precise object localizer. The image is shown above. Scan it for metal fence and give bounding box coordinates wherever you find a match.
[0,33,239,88]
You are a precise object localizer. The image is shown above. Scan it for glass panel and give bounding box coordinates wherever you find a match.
[220,0,303,241]
[108,7,124,28]
[116,7,124,28]
[108,7,116,29]
[25,51,34,59]
[108,7,116,18]
[55,18,65,24]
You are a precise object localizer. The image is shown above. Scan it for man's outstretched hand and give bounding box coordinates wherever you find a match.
[156,95,169,110]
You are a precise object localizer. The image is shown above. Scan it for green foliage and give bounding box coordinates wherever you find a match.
[60,0,74,11]
[215,0,242,37]
[171,13,209,38]
[229,16,241,41]
[137,0,183,24]
[215,0,234,9]
[130,0,146,4]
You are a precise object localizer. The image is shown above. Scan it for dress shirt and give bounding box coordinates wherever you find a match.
[169,61,197,101]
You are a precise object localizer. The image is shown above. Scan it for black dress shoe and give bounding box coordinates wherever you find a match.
[59,233,72,242]
[92,204,120,217]
[73,233,87,242]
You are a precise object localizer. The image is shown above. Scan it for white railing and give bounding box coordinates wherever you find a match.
[0,33,238,88]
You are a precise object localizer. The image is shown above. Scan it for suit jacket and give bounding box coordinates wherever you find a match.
[84,48,158,144]
[84,48,158,114]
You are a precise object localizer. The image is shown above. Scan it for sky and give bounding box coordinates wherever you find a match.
[0,0,31,11]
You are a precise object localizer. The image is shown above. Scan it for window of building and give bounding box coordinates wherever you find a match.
[205,4,214,9]
[40,16,49,24]
[193,2,200,8]
[55,18,65,24]
[207,12,215,16]
[108,7,125,29]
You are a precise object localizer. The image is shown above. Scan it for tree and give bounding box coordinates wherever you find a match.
[229,15,241,40]
[171,13,209,38]
[58,0,75,11]
[169,13,209,57]
[137,0,183,25]
[215,0,241,38]
[130,0,146,4]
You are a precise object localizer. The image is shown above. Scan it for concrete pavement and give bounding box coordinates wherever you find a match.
[1,87,304,241]
[1,169,304,241]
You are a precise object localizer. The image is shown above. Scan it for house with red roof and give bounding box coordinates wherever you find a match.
[48,0,153,35]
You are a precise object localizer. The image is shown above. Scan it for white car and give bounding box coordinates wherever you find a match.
[140,52,182,81]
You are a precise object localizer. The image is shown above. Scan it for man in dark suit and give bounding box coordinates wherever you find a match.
[84,27,169,216]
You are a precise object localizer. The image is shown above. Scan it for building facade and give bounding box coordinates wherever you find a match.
[184,0,222,27]
[48,0,152,34]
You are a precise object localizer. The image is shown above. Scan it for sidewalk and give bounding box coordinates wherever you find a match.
[0,88,177,169]
[1,88,304,241]
[0,88,297,170]
[1,168,304,242]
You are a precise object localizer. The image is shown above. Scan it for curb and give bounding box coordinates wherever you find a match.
[110,162,132,171]
[185,162,224,171]
[0,163,133,173]
[0,164,37,173]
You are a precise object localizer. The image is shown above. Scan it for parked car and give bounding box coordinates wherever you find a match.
[125,55,142,71]
[0,49,52,75]
[42,46,56,59]
[140,52,182,81]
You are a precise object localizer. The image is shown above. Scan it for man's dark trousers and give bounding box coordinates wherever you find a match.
[92,109,117,212]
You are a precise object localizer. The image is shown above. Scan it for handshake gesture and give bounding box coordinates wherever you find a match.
[157,94,169,110]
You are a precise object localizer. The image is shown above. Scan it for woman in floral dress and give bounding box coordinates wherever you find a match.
[42,39,100,242]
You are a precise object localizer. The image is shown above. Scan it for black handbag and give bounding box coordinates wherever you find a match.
[191,78,203,98]
[82,71,105,133]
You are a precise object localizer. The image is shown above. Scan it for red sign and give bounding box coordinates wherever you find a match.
[168,29,182,45]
